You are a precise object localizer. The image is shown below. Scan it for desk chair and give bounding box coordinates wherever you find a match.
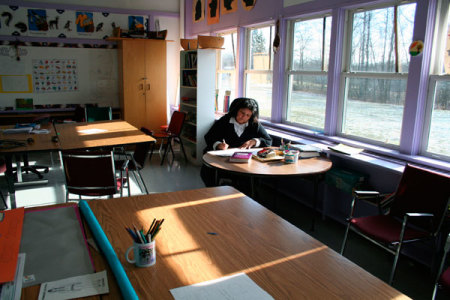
[85,106,112,122]
[150,111,187,165]
[340,164,450,285]
[114,127,153,195]
[61,149,122,201]
[12,114,51,180]
[433,233,450,299]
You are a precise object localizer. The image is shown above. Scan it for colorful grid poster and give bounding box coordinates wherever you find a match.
[32,59,78,93]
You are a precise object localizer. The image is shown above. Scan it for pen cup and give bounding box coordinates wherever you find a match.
[125,240,156,267]
[284,150,299,164]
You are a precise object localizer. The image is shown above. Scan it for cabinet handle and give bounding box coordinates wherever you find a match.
[142,77,147,80]
[146,84,150,91]
[139,83,144,90]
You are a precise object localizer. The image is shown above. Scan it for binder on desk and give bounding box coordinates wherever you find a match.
[0,208,24,283]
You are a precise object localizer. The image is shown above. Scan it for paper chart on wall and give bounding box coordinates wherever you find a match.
[32,59,78,93]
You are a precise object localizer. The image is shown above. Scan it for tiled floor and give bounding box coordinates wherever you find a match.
[0,149,444,299]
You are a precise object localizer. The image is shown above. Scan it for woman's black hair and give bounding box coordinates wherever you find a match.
[228,98,259,124]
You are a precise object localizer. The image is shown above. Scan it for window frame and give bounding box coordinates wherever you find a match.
[244,23,275,120]
[283,13,332,130]
[421,0,450,160]
[216,29,238,112]
[337,1,415,149]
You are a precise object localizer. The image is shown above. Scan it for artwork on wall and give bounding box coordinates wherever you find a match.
[241,0,256,11]
[0,5,148,40]
[193,0,205,23]
[207,0,219,25]
[32,59,78,93]
[75,12,94,33]
[221,0,237,15]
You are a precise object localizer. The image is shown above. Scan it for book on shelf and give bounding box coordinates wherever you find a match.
[229,151,252,163]
[290,144,321,158]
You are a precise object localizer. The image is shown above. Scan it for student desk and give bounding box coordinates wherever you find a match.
[20,186,409,299]
[202,152,332,230]
[0,124,60,208]
[54,120,155,150]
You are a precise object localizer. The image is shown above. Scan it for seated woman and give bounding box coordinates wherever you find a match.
[201,97,272,187]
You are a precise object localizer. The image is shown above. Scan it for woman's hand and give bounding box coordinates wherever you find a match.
[217,142,229,150]
[239,139,256,149]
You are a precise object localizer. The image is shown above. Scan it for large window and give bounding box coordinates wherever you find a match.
[244,24,275,119]
[340,2,416,146]
[216,31,237,112]
[424,0,450,159]
[285,15,332,130]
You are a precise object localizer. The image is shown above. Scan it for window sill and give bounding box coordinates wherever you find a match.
[262,121,450,174]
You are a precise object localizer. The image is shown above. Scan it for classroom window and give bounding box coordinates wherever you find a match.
[423,0,450,159]
[244,24,274,119]
[216,31,237,112]
[285,15,332,130]
[340,2,416,146]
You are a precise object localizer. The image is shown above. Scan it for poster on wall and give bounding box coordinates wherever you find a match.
[241,0,256,11]
[193,0,205,23]
[75,12,95,33]
[0,5,148,41]
[32,59,78,93]
[221,0,237,15]
[207,0,219,25]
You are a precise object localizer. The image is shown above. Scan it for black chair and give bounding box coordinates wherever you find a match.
[61,149,122,201]
[341,164,450,285]
[114,127,154,195]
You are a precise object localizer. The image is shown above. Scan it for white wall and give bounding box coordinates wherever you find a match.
[24,0,180,12]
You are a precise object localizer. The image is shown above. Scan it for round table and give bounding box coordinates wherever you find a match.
[202,151,332,230]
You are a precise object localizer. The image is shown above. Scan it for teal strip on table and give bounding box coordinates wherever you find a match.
[79,200,139,300]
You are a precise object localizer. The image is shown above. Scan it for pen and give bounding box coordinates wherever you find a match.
[222,139,226,144]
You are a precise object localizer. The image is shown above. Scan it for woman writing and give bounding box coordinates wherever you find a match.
[201,97,272,186]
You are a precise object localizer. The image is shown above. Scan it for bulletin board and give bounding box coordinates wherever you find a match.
[0,74,32,93]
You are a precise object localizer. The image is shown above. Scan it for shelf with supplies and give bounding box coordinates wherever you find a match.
[179,49,216,165]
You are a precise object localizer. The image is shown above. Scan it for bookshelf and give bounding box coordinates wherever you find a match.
[179,49,216,165]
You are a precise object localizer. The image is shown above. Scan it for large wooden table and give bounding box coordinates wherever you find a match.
[70,186,408,299]
[54,120,155,150]
[203,151,332,230]
[0,124,60,208]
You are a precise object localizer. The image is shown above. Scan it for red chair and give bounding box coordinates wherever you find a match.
[340,164,450,285]
[433,233,450,299]
[150,111,187,165]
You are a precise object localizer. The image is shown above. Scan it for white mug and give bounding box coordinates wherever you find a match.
[125,240,156,267]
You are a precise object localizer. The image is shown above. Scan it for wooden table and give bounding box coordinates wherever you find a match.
[203,151,332,230]
[54,120,155,150]
[77,186,408,299]
[0,124,60,208]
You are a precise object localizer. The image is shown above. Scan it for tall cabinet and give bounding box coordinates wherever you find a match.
[116,38,167,130]
[179,49,216,164]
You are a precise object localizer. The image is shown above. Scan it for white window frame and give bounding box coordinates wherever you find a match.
[284,13,332,130]
[421,0,450,160]
[338,1,414,148]
[216,30,238,112]
[244,23,275,119]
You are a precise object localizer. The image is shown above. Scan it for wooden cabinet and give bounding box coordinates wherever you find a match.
[179,49,216,164]
[117,39,167,130]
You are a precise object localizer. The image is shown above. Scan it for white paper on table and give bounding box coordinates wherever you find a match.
[38,270,108,300]
[170,273,274,300]
[0,253,26,300]
[77,128,108,135]
[207,148,261,157]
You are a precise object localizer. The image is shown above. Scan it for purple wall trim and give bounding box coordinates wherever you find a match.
[237,26,246,98]
[0,0,178,17]
[400,0,437,155]
[324,7,346,136]
[271,18,286,123]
